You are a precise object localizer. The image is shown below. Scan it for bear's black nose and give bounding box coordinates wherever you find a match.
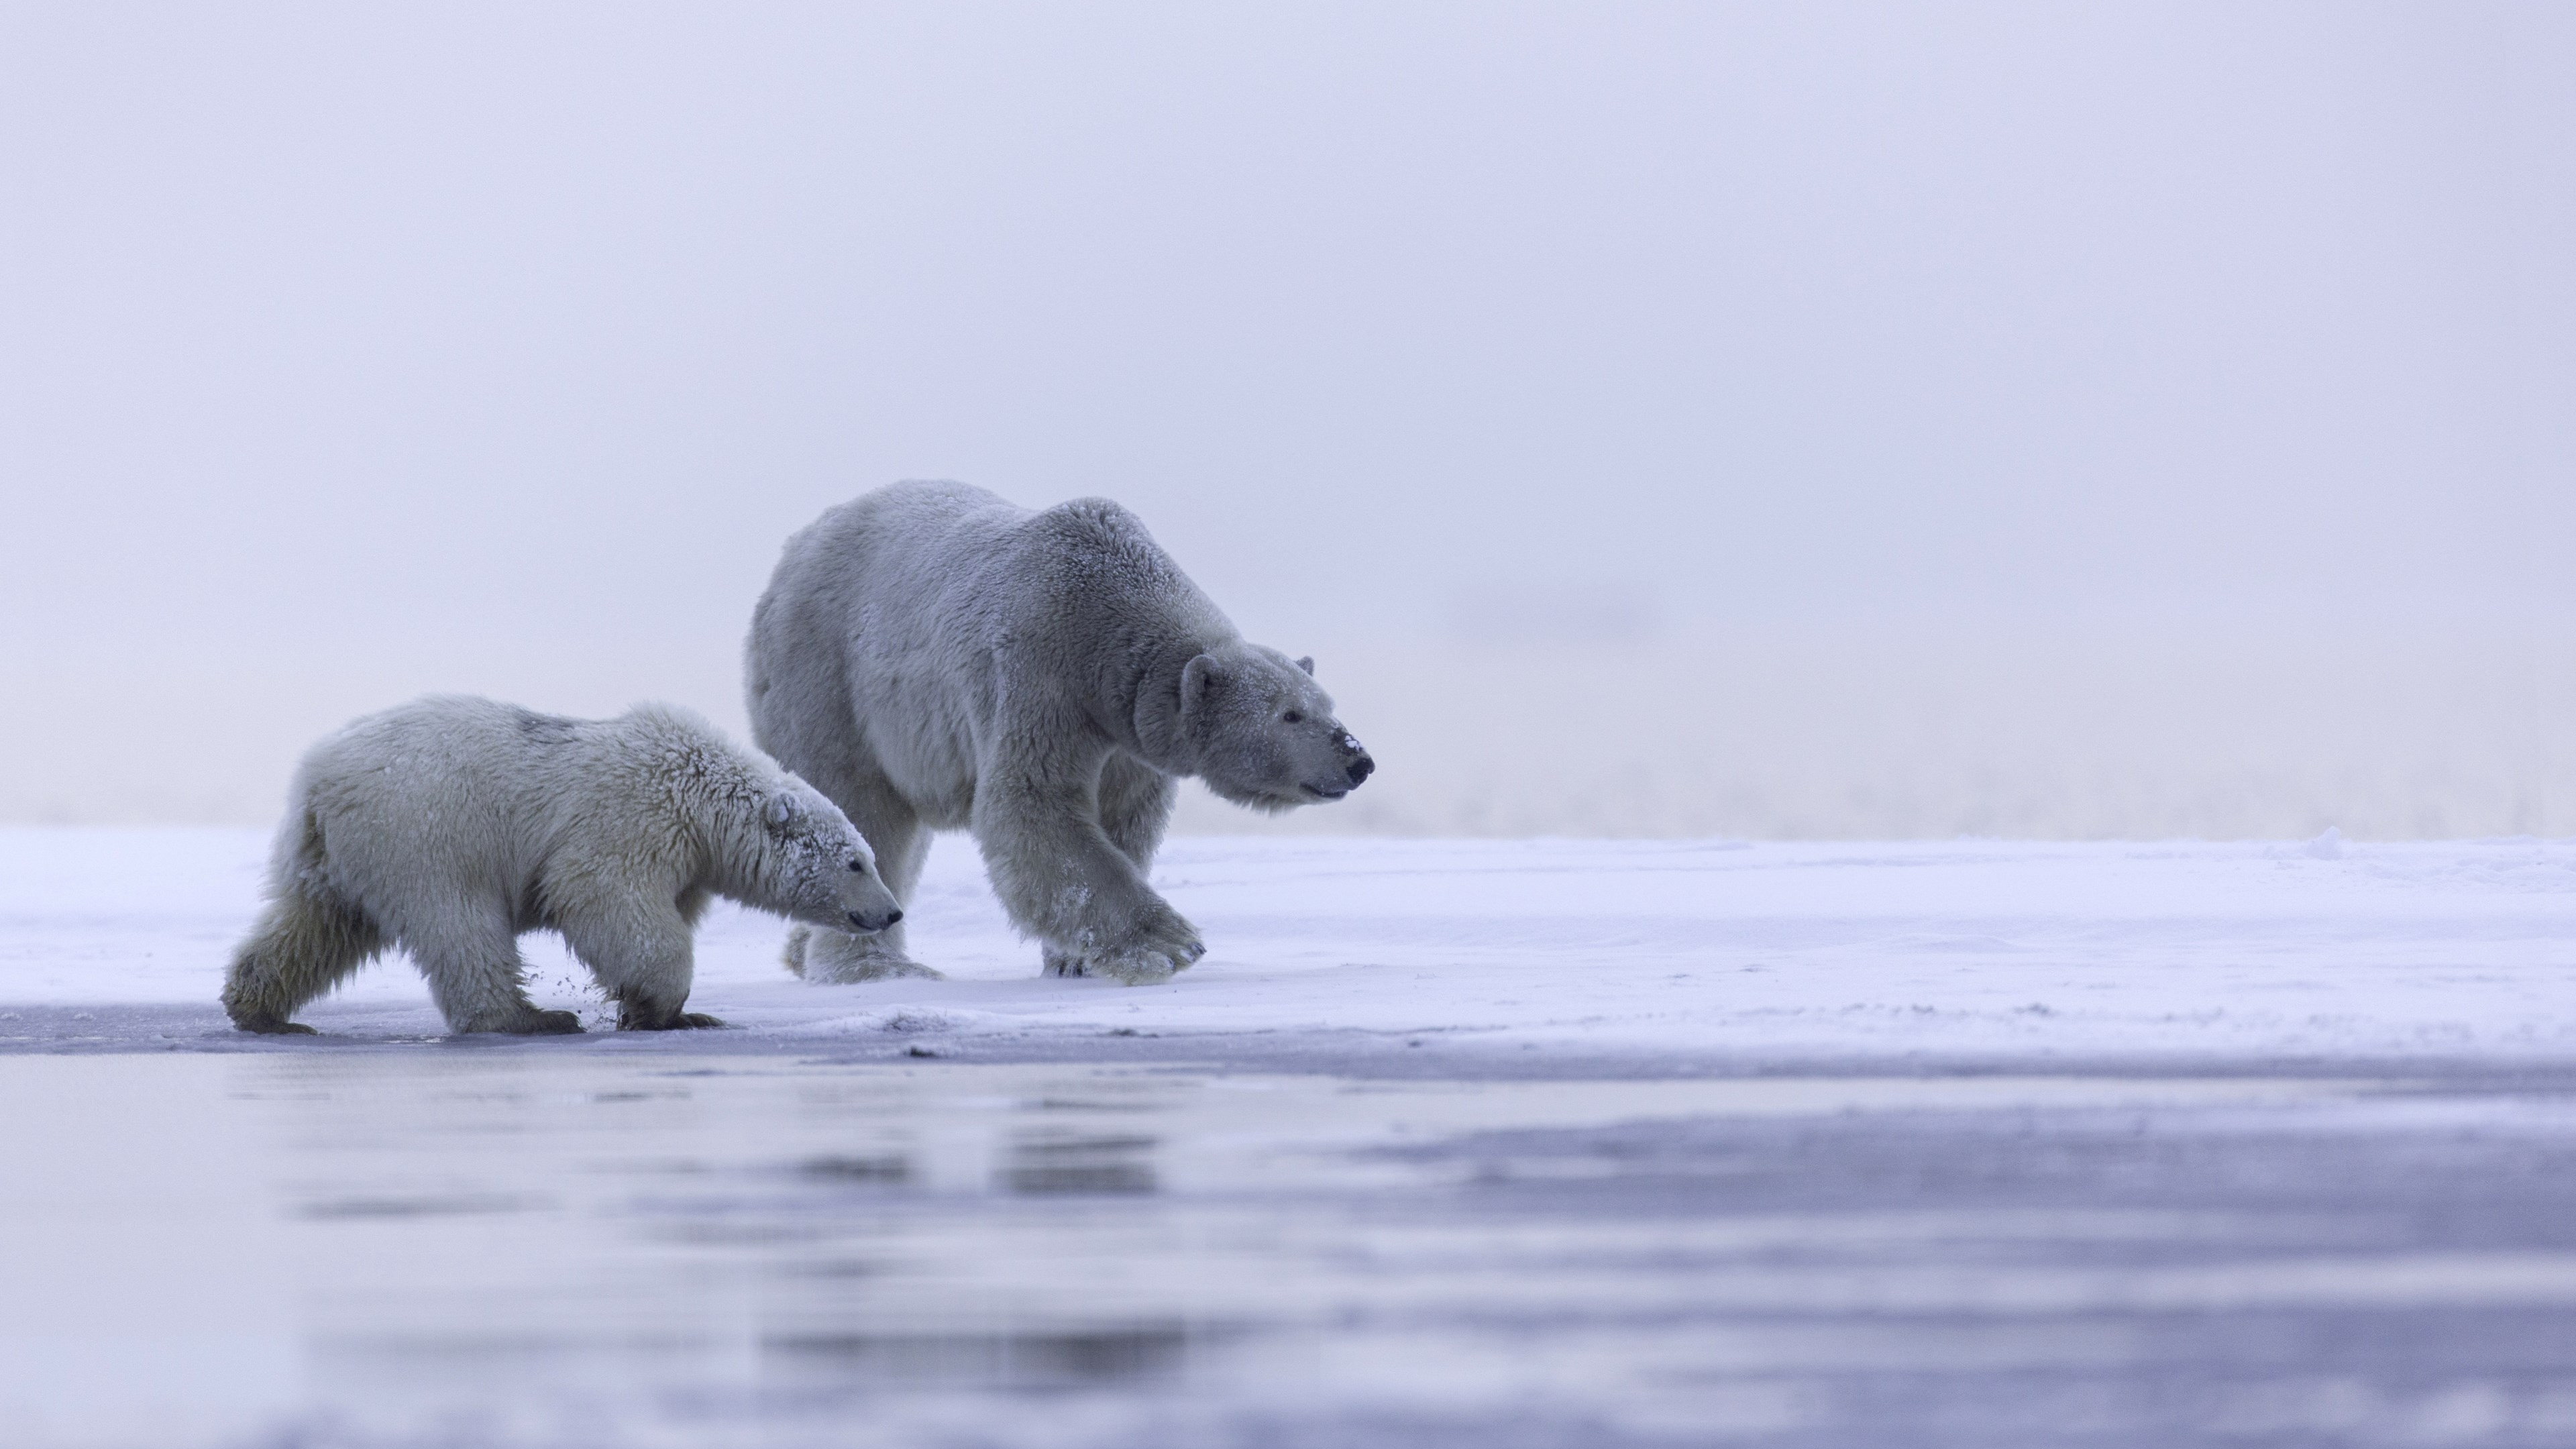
[1346,754,1375,787]
[849,908,904,932]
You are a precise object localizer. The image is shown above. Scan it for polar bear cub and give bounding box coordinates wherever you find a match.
[221,696,904,1036]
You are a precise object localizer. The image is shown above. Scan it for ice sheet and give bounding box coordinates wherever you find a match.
[3,828,2572,1062]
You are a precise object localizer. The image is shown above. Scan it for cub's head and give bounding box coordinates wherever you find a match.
[753,777,904,935]
[1179,643,1375,813]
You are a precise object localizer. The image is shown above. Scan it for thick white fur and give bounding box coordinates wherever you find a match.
[221,696,902,1035]
[745,480,1373,985]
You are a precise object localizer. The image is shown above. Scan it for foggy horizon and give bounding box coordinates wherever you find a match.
[4,3,2569,835]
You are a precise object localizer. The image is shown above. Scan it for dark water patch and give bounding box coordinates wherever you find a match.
[297,1192,552,1221]
[797,1153,912,1184]
[1000,1132,1160,1195]
[1003,1161,1157,1195]
[762,1321,1195,1386]
[640,1218,828,1247]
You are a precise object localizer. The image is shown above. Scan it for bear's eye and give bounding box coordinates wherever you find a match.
[847,858,865,873]
[1281,710,1303,724]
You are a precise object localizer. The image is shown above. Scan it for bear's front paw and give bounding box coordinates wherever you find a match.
[233,1015,319,1036]
[1059,912,1205,986]
[1089,945,1193,985]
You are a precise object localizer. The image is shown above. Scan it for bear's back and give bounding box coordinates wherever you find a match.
[748,483,1240,808]
[296,698,727,871]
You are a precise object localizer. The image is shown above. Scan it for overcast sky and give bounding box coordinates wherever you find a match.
[3,3,2569,762]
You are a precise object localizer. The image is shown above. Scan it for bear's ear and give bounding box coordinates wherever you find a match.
[1180,653,1218,716]
[764,792,798,828]
[1295,655,1315,676]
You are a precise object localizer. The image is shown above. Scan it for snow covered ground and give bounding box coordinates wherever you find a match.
[5,829,2576,1448]
[5,827,2572,1062]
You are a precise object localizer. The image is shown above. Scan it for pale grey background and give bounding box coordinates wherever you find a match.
[3,2,2569,835]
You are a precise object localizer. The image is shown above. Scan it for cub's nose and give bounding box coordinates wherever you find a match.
[1346,753,1375,788]
[848,908,904,932]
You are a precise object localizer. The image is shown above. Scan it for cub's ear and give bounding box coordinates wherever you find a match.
[1180,653,1218,714]
[764,792,798,828]
[1295,655,1315,676]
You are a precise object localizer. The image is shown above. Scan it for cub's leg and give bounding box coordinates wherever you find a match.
[222,888,382,1034]
[409,908,582,1035]
[788,775,943,983]
[557,904,722,1030]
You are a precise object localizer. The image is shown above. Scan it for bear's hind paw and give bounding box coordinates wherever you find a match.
[460,1007,586,1036]
[616,1006,731,1031]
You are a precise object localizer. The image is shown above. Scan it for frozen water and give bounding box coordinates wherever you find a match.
[11,1053,2576,1448]
[4,828,2576,1446]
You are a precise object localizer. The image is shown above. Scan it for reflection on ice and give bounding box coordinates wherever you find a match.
[794,1152,912,1185]
[1000,1132,1161,1195]
[9,1053,2576,1447]
[295,1192,550,1221]
[761,1321,1196,1387]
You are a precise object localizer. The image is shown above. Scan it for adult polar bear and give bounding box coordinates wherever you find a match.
[747,481,1374,985]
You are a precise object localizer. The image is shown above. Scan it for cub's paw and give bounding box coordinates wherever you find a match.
[801,928,945,984]
[834,957,945,983]
[232,1015,318,1036]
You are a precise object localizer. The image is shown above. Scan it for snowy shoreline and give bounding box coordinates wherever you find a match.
[5,828,2571,1065]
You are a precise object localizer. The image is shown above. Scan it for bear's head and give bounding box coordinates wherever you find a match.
[752,777,905,935]
[1179,643,1375,813]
